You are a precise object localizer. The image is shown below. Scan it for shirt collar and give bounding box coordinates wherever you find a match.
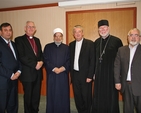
[76,38,83,43]
[1,36,10,44]
[129,43,139,49]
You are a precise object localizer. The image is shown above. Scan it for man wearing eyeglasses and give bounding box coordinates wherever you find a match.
[15,21,43,113]
[114,28,141,113]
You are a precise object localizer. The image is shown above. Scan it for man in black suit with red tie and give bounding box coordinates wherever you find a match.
[15,21,43,113]
[0,22,21,113]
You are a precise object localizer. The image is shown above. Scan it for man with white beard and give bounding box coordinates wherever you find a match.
[92,19,123,113]
[114,28,141,113]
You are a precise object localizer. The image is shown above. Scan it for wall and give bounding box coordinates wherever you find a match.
[0,2,141,48]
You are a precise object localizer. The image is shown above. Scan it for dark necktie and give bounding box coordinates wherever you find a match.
[7,42,16,59]
[7,42,12,52]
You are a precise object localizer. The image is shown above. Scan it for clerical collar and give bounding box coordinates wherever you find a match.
[26,35,33,39]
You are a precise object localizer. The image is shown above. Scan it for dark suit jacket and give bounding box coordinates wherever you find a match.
[69,38,95,82]
[0,36,21,89]
[15,34,43,82]
[114,44,141,96]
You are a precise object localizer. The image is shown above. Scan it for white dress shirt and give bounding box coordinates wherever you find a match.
[127,44,138,81]
[73,38,83,71]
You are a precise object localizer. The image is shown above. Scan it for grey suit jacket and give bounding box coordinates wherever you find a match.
[114,44,141,96]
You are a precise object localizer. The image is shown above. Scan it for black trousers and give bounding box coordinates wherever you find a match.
[123,82,141,113]
[72,70,92,113]
[22,76,42,113]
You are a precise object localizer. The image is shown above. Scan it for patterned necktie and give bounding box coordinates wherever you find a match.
[7,42,14,56]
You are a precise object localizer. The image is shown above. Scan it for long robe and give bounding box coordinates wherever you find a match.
[43,42,70,113]
[92,35,123,113]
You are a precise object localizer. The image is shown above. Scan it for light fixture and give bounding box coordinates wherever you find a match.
[58,0,140,7]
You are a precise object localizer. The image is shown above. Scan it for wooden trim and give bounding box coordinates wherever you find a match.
[66,7,136,14]
[0,3,58,12]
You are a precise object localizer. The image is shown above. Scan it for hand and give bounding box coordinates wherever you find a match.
[53,67,61,74]
[35,61,43,70]
[115,83,121,90]
[53,66,65,74]
[86,78,92,83]
[11,71,21,80]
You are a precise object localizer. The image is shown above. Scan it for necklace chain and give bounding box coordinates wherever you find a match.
[99,35,111,63]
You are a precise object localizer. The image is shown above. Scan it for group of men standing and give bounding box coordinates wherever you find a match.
[0,19,141,113]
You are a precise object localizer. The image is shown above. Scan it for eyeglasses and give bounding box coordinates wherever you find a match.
[26,26,36,29]
[128,34,140,37]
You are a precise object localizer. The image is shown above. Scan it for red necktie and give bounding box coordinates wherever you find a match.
[7,42,12,51]
[7,42,14,56]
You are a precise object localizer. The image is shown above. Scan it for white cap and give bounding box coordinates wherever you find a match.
[53,28,63,34]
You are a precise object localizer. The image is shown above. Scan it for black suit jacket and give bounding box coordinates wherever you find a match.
[69,38,95,82]
[15,34,43,82]
[114,44,141,96]
[0,36,21,89]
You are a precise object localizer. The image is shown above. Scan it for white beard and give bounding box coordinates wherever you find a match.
[100,32,109,39]
[129,41,138,46]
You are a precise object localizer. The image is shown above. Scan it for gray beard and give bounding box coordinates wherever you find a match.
[55,41,62,46]
[129,41,139,46]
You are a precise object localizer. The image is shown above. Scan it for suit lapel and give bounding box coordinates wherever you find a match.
[71,41,76,62]
[125,46,130,72]
[132,44,141,64]
[79,38,86,57]
[0,36,17,60]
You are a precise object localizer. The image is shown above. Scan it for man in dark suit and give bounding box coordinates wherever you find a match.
[15,21,43,113]
[0,22,21,113]
[69,25,95,113]
[114,28,141,113]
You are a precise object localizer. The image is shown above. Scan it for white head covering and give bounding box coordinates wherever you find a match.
[53,28,63,34]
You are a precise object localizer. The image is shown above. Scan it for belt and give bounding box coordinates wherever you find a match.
[126,81,131,84]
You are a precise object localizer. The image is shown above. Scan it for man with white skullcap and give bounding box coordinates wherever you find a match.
[43,28,70,113]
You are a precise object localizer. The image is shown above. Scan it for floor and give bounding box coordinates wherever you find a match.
[18,94,124,113]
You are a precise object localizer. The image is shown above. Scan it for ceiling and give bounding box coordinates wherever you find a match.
[0,0,140,9]
[0,0,73,9]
